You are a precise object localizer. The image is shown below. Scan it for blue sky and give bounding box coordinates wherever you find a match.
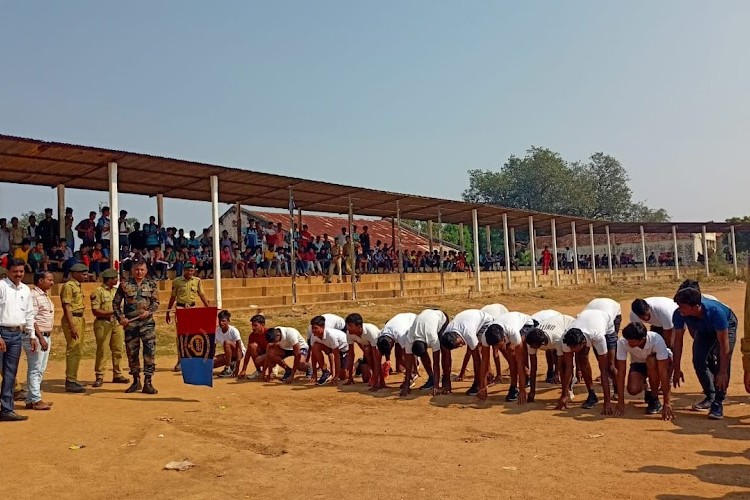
[1,1,748,229]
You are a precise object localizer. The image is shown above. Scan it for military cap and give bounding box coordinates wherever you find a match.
[183,263,195,269]
[70,263,89,273]
[101,269,118,279]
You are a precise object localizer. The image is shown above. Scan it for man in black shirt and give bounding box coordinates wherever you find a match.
[129,222,147,251]
[37,208,58,251]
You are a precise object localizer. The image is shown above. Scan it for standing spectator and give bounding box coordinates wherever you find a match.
[118,210,131,252]
[26,214,38,244]
[359,226,371,258]
[337,227,348,248]
[97,207,112,251]
[220,231,233,251]
[129,222,147,251]
[300,224,313,249]
[0,219,9,257]
[262,222,276,249]
[0,259,36,421]
[541,245,552,275]
[75,211,97,250]
[187,231,200,250]
[274,223,286,249]
[143,216,160,250]
[200,228,212,249]
[245,223,258,252]
[64,207,75,251]
[174,228,187,249]
[9,217,24,255]
[37,208,58,251]
[24,271,54,410]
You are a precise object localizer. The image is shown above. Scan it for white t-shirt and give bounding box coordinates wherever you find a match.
[528,314,575,356]
[491,312,534,348]
[584,298,622,323]
[348,323,381,346]
[407,309,448,353]
[215,325,246,355]
[629,297,678,329]
[307,313,346,338]
[381,312,417,349]
[276,327,308,351]
[616,331,672,363]
[566,249,574,261]
[444,309,492,351]
[532,309,561,323]
[310,328,349,352]
[564,310,610,354]
[480,303,509,321]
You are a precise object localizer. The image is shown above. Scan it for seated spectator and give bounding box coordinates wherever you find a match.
[13,239,33,272]
[220,245,233,272]
[188,230,200,250]
[263,245,276,275]
[28,241,47,272]
[151,245,169,280]
[90,242,109,277]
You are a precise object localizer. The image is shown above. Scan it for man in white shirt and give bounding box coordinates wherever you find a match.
[583,297,622,398]
[344,313,382,386]
[374,312,417,392]
[264,326,309,383]
[465,303,509,385]
[630,297,678,347]
[524,314,575,404]
[613,322,673,420]
[532,309,563,383]
[490,311,537,402]
[565,247,575,273]
[402,309,449,397]
[557,309,614,415]
[0,259,37,421]
[306,313,346,342]
[309,315,349,386]
[440,309,499,398]
[25,271,55,411]
[213,310,246,378]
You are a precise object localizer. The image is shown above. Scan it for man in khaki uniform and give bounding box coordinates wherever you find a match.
[60,263,88,393]
[90,269,129,388]
[166,263,210,372]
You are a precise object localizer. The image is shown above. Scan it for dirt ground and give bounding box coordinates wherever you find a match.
[4,278,750,500]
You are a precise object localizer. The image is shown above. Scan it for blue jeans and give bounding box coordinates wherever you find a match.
[692,313,737,403]
[23,335,51,404]
[0,328,22,414]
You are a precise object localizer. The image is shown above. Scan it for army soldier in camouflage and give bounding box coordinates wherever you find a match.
[165,263,210,372]
[90,268,129,388]
[60,263,88,393]
[113,260,160,395]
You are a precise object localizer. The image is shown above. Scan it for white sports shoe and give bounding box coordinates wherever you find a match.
[248,370,261,380]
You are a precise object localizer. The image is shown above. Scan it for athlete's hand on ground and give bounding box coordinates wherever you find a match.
[745,371,750,394]
[715,371,729,392]
[441,383,452,395]
[344,379,355,386]
[527,391,535,403]
[518,388,527,405]
[555,397,569,410]
[662,402,675,421]
[399,385,411,397]
[477,388,488,401]
[552,373,561,384]
[284,374,294,384]
[672,369,684,389]
[614,402,625,417]
[455,373,465,382]
[601,402,614,416]
[238,370,246,379]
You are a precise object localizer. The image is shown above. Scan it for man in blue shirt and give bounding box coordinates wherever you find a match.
[672,287,737,420]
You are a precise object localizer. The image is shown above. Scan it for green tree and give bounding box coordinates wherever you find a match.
[19,211,45,230]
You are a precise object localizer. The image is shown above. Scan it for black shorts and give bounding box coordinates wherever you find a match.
[283,347,308,358]
[630,362,647,376]
[604,333,617,352]
[339,350,349,369]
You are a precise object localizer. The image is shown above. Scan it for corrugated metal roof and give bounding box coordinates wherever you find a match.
[1,134,748,235]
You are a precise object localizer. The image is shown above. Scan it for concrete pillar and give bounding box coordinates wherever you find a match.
[157,194,165,228]
[289,188,297,304]
[571,221,579,285]
[672,225,680,280]
[438,207,445,293]
[210,175,222,307]
[640,225,648,281]
[348,196,357,301]
[107,164,119,270]
[472,209,481,292]
[396,202,405,297]
[510,227,516,259]
[56,184,65,239]
[428,220,434,253]
[503,213,512,290]
[485,225,491,255]
[731,225,738,276]
[529,216,537,288]
[702,225,709,277]
[458,222,465,251]
[589,223,597,284]
[605,225,613,280]
[551,218,560,286]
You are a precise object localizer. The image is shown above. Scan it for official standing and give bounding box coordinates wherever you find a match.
[113,260,160,395]
[0,259,36,421]
[24,271,55,410]
[165,263,209,372]
[60,263,88,393]
[90,269,129,388]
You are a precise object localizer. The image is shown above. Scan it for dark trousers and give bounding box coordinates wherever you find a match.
[0,328,22,414]
[692,315,737,403]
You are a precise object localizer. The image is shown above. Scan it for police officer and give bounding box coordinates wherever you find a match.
[113,259,160,394]
[60,263,88,393]
[165,263,210,372]
[90,268,129,388]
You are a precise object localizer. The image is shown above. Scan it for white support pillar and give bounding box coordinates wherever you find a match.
[503,213,512,290]
[551,218,560,287]
[396,201,405,297]
[348,196,357,301]
[458,222,465,251]
[438,207,445,293]
[640,225,648,280]
[210,175,222,307]
[571,221,580,284]
[472,209,481,293]
[702,225,710,277]
[157,194,165,228]
[589,223,597,284]
[605,225,613,280]
[56,184,66,239]
[730,225,739,276]
[427,220,434,253]
[485,225,492,255]
[288,188,297,304]
[672,225,680,280]
[528,216,537,287]
[107,164,119,271]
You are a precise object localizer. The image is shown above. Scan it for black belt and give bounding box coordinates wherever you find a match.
[176,302,195,308]
[0,326,22,332]
[72,312,84,317]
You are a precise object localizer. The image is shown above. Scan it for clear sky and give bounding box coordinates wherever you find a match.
[1,1,748,229]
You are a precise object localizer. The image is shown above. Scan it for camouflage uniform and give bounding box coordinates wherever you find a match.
[113,277,160,376]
